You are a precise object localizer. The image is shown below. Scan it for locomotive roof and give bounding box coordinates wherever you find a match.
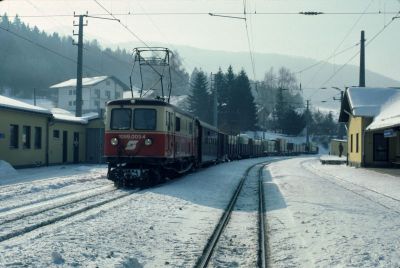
[107,98,195,119]
[107,98,223,133]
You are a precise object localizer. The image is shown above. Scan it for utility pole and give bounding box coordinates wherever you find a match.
[359,30,366,87]
[210,73,218,128]
[73,13,87,117]
[306,99,310,152]
[333,88,345,139]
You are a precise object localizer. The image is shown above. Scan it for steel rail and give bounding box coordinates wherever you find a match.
[0,189,138,243]
[258,164,269,268]
[0,186,116,225]
[194,161,268,268]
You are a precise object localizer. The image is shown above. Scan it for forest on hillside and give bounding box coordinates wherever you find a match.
[0,14,338,138]
[0,14,189,97]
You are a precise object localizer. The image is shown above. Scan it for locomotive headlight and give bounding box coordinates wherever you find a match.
[144,138,152,146]
[110,137,119,146]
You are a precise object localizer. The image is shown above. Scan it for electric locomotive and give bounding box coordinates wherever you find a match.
[104,98,200,186]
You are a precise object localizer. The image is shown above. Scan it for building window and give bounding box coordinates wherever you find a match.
[189,122,193,134]
[115,92,121,99]
[356,133,359,153]
[9,124,19,148]
[69,90,72,95]
[175,117,181,132]
[94,100,100,107]
[350,134,353,153]
[94,89,100,98]
[73,101,76,105]
[53,130,60,139]
[22,126,31,149]
[69,101,72,106]
[105,90,111,98]
[106,80,110,86]
[34,127,42,149]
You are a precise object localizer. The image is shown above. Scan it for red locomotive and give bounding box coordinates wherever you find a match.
[104,98,222,186]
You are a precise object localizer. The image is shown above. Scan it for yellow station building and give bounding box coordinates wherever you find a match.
[0,95,104,168]
[339,87,400,167]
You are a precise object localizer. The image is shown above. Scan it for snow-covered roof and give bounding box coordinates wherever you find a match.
[53,113,88,124]
[366,94,400,131]
[52,110,99,124]
[50,76,113,89]
[123,89,142,99]
[0,95,51,115]
[346,87,400,117]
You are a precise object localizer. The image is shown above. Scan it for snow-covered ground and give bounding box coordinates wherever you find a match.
[1,157,400,267]
[266,157,400,267]
[0,158,277,267]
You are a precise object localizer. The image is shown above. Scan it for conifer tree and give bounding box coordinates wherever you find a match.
[233,70,257,132]
[188,70,211,123]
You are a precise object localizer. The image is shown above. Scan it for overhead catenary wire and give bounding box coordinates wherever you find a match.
[13,11,400,18]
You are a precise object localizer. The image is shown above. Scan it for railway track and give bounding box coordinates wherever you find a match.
[0,182,110,214]
[0,187,139,243]
[0,174,106,198]
[302,160,400,215]
[194,162,269,268]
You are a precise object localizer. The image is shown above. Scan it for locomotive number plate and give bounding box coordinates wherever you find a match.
[118,134,146,140]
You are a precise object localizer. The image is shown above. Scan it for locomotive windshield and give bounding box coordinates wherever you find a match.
[110,108,131,130]
[134,108,157,130]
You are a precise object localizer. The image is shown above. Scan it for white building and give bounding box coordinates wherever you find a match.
[50,76,129,113]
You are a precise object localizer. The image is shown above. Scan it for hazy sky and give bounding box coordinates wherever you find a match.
[1,0,400,85]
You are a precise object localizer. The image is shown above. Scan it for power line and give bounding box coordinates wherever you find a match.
[296,0,373,76]
[333,0,374,57]
[295,43,359,74]
[0,25,103,75]
[243,0,256,81]
[297,0,373,92]
[308,11,400,99]
[92,0,150,48]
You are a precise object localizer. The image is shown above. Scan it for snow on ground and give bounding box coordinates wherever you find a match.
[210,163,262,268]
[265,157,400,267]
[2,157,400,267]
[0,157,277,267]
[0,164,106,186]
[0,161,17,178]
[319,155,346,161]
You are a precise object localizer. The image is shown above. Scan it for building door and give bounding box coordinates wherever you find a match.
[62,131,68,163]
[86,128,105,163]
[373,133,388,162]
[73,132,79,163]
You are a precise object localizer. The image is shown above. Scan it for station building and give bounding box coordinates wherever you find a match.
[339,87,400,167]
[0,95,105,168]
[50,76,129,114]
